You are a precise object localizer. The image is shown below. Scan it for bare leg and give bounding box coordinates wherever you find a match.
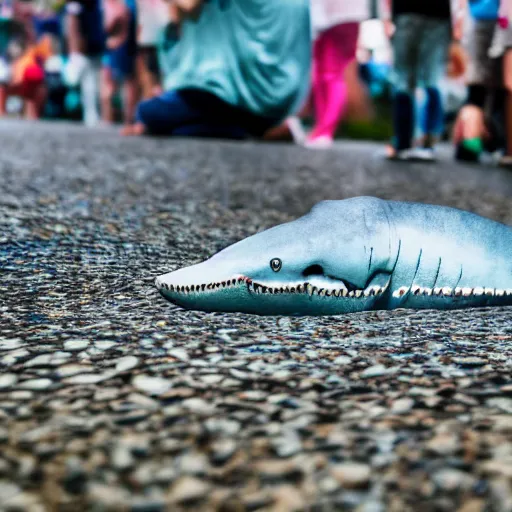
[452,104,487,142]
[100,66,116,124]
[0,85,7,116]
[25,84,47,120]
[122,76,138,126]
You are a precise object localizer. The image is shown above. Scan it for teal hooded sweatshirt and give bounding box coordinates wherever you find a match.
[160,0,311,121]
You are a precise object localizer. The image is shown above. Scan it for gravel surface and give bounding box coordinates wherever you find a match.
[1,120,512,511]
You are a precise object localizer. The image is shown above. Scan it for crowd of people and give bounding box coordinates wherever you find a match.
[0,0,511,166]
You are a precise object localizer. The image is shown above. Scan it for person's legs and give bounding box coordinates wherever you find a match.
[0,84,7,116]
[124,88,208,136]
[80,57,101,127]
[453,85,489,160]
[137,46,161,99]
[388,14,421,157]
[308,22,359,144]
[500,48,512,164]
[417,18,451,154]
[106,33,139,126]
[100,64,116,123]
[454,18,496,161]
[309,31,327,141]
[24,82,47,120]
[15,63,46,120]
[122,75,138,125]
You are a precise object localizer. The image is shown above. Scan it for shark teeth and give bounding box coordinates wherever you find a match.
[403,285,509,298]
[411,285,422,296]
[159,277,392,299]
[364,285,382,297]
[392,286,409,298]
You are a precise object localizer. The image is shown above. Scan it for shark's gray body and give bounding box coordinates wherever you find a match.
[156,197,512,316]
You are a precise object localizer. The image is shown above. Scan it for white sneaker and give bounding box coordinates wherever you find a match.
[304,136,333,149]
[63,53,88,87]
[410,147,436,162]
[286,116,307,145]
[384,148,413,161]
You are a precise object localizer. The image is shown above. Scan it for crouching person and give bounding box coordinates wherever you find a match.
[122,0,311,138]
[0,38,46,119]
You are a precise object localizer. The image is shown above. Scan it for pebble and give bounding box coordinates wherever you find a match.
[62,457,87,494]
[390,397,414,414]
[452,356,486,367]
[331,463,371,489]
[0,338,23,350]
[361,365,390,379]
[18,378,53,391]
[168,348,190,361]
[179,453,210,476]
[432,469,475,491]
[333,355,352,365]
[115,356,139,372]
[0,374,18,389]
[0,428,8,443]
[210,439,237,464]
[88,483,130,509]
[111,443,135,471]
[182,398,215,415]
[487,398,512,414]
[272,432,303,458]
[426,433,460,456]
[94,341,117,350]
[169,476,211,503]
[64,339,90,351]
[482,460,512,478]
[55,364,93,378]
[64,373,112,385]
[132,375,172,395]
[204,418,241,436]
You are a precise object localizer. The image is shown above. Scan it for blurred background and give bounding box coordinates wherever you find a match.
[0,0,506,162]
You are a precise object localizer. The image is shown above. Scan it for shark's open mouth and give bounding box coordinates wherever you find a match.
[155,275,389,298]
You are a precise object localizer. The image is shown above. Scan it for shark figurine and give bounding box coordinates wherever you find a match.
[155,197,512,316]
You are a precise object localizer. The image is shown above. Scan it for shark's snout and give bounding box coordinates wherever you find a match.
[155,259,391,316]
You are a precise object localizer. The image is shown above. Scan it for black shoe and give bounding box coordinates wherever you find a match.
[455,143,480,163]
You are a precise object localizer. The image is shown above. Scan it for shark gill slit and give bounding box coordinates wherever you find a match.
[408,248,423,295]
[432,257,442,289]
[454,266,463,292]
[391,239,402,274]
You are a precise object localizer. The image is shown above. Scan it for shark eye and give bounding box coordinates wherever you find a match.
[270,258,282,272]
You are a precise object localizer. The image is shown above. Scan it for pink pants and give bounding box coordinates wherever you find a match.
[309,22,359,140]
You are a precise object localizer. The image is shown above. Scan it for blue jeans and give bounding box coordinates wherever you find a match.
[391,14,451,149]
[136,88,278,138]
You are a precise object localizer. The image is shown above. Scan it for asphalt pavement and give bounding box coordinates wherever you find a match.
[1,119,512,511]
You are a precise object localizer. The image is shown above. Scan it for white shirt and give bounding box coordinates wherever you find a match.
[137,0,170,46]
[310,0,370,33]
